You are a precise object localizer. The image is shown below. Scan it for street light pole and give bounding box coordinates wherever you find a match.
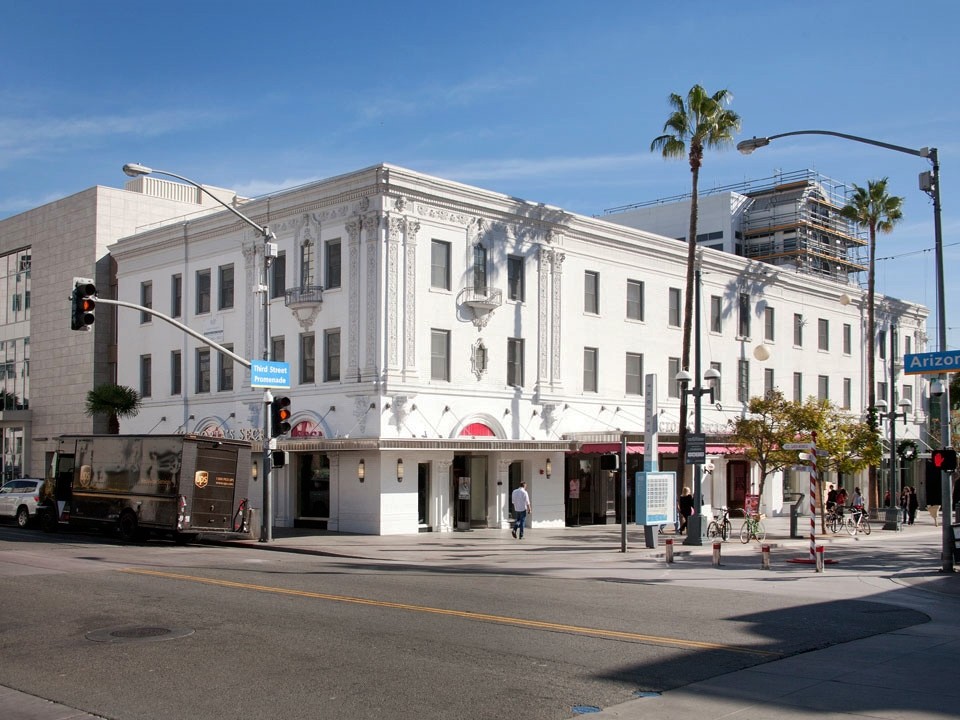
[122,163,278,542]
[675,261,720,546]
[736,131,952,570]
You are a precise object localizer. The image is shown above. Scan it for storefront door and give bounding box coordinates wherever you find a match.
[297,453,330,523]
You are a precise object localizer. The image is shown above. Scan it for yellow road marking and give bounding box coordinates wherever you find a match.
[121,567,778,657]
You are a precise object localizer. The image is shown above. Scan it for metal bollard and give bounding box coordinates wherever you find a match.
[712,541,721,567]
[665,538,674,563]
[761,544,771,569]
[815,545,825,573]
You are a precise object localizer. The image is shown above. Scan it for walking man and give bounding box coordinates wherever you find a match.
[511,481,532,539]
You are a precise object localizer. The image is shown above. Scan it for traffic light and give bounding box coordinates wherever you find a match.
[271,396,292,437]
[931,448,957,472]
[71,278,97,331]
[866,405,879,433]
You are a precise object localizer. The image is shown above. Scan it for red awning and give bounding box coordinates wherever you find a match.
[460,422,495,437]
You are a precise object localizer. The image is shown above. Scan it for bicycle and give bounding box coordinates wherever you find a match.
[845,507,871,536]
[707,506,732,541]
[825,505,845,534]
[739,513,767,543]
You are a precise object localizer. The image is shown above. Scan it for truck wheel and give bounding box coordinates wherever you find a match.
[16,506,30,528]
[118,512,140,542]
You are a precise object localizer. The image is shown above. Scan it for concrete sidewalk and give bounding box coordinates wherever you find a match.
[3,512,958,720]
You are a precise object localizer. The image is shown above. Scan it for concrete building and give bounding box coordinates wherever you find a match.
[107,164,931,535]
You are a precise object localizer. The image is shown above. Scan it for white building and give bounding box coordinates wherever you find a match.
[107,164,930,535]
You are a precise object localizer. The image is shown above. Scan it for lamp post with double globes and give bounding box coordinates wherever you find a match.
[122,163,279,543]
[673,262,721,545]
[736,130,952,570]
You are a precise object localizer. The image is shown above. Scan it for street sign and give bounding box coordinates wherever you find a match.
[251,360,291,389]
[783,442,815,451]
[685,433,706,464]
[903,350,960,375]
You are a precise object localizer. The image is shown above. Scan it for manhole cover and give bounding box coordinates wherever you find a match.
[86,625,195,644]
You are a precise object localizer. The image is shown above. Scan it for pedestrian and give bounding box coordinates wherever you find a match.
[511,481,531,539]
[851,486,864,524]
[836,485,848,510]
[899,487,909,524]
[678,486,694,535]
[883,489,891,507]
[907,486,919,525]
[826,484,838,512]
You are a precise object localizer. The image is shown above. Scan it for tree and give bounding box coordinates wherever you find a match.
[840,179,903,507]
[727,391,802,501]
[85,384,142,434]
[651,85,740,488]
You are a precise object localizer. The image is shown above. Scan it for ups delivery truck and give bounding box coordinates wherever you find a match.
[40,434,252,542]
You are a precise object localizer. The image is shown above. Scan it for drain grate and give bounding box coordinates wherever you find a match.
[86,625,195,644]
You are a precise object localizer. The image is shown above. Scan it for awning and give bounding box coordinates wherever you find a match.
[574,443,741,455]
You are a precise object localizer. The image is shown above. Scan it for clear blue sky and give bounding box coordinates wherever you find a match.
[3,1,957,349]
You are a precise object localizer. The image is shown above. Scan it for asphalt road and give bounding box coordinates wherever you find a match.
[0,526,929,720]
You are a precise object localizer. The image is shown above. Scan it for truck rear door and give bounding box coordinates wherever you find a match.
[188,443,238,532]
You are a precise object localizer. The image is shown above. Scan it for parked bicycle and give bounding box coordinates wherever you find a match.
[739,513,767,543]
[707,506,732,541]
[845,507,871,536]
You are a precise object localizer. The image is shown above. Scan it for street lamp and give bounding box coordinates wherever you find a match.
[737,130,952,569]
[122,163,279,542]
[673,261,720,546]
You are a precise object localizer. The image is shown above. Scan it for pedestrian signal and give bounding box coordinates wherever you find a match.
[931,448,957,472]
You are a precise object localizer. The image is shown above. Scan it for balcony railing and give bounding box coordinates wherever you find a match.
[284,285,324,309]
[461,286,502,311]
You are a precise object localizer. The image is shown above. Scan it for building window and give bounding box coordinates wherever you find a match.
[585,271,599,314]
[300,333,315,384]
[904,335,912,356]
[300,238,315,288]
[507,256,525,302]
[583,347,598,393]
[218,344,234,392]
[764,306,775,342]
[668,357,681,399]
[843,378,852,410]
[170,350,181,395]
[218,264,234,310]
[879,329,887,360]
[738,293,751,338]
[431,240,451,290]
[139,354,151,398]
[878,381,888,403]
[818,375,829,402]
[710,295,722,333]
[793,372,803,402]
[842,323,852,355]
[737,359,750,403]
[793,313,804,346]
[271,336,285,363]
[473,244,487,292]
[903,384,913,406]
[171,274,182,318]
[140,281,152,324]
[431,329,450,381]
[710,361,722,402]
[507,338,524,387]
[325,239,341,289]
[196,269,211,315]
[669,287,681,327]
[764,367,774,397]
[626,352,643,395]
[818,318,829,351]
[196,348,210,393]
[626,280,644,321]
[271,252,287,299]
[324,329,340,382]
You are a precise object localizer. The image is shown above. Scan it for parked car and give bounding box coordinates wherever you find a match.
[0,478,46,528]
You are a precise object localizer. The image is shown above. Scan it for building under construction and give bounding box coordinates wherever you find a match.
[604,170,867,284]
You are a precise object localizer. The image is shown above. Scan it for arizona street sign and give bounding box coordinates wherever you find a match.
[903,350,960,375]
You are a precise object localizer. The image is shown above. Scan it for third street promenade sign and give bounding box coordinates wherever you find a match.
[903,351,960,375]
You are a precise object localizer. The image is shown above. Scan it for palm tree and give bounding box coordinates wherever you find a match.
[85,384,142,434]
[840,178,903,506]
[651,85,740,487]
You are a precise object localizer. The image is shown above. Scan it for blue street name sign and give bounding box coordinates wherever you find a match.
[903,351,960,375]
[250,360,291,389]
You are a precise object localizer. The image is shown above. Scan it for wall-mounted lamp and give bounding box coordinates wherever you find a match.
[545,458,552,479]
[358,458,365,483]
[384,403,392,410]
[397,458,404,482]
[503,408,510,416]
[251,460,259,480]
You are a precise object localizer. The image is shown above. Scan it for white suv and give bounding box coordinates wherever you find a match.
[0,478,46,528]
